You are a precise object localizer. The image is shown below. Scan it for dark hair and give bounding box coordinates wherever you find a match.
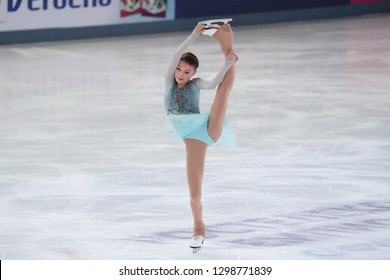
[180,52,199,69]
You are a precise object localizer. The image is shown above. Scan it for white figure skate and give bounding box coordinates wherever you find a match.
[189,235,205,253]
[198,18,233,36]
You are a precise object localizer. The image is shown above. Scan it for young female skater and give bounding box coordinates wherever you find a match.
[164,22,237,250]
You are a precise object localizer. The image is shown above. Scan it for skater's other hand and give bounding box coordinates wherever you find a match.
[194,24,205,36]
[226,50,239,63]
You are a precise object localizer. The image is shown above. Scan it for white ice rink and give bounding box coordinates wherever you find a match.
[0,14,390,260]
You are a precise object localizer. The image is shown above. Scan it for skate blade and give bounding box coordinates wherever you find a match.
[198,18,233,36]
[190,243,204,253]
[198,18,233,25]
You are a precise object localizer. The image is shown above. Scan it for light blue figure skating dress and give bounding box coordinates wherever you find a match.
[164,31,236,148]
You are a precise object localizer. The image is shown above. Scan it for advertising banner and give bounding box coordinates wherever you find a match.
[0,0,175,32]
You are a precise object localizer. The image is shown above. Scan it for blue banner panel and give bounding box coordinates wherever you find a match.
[175,0,350,19]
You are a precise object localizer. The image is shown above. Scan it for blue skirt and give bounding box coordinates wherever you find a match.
[165,113,236,148]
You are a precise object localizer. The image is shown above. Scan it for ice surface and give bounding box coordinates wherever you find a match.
[0,15,390,260]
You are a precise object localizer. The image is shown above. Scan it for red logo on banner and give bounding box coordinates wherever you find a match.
[121,0,141,17]
[121,0,167,18]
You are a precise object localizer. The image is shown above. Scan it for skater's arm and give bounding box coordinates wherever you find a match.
[165,25,203,85]
[195,58,234,90]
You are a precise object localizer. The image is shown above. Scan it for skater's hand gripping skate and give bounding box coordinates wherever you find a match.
[193,23,206,36]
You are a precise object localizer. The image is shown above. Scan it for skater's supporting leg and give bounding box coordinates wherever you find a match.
[184,138,207,236]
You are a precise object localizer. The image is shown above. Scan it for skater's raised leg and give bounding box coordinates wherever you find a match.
[208,25,237,142]
[213,23,234,57]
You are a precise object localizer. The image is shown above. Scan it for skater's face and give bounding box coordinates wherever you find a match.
[175,61,196,87]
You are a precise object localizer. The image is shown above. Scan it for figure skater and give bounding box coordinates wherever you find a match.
[164,21,237,251]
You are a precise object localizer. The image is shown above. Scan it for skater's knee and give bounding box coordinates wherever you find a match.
[190,196,202,207]
[189,190,202,203]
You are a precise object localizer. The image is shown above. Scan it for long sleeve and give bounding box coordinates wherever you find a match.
[194,58,234,90]
[165,31,199,85]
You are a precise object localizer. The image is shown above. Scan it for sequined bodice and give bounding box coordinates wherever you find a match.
[165,80,200,115]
